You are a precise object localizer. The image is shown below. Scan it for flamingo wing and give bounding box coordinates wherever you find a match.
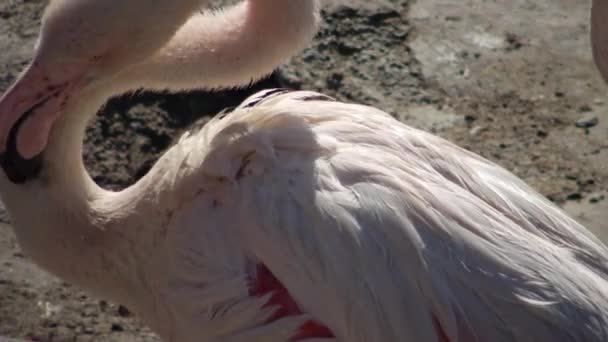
[168,90,608,341]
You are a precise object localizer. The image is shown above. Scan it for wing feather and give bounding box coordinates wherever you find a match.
[191,90,608,341]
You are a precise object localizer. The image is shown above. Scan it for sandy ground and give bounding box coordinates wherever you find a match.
[0,0,606,340]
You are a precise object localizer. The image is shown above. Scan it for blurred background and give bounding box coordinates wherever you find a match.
[0,0,605,340]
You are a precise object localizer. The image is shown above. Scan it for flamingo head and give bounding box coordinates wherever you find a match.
[0,0,200,183]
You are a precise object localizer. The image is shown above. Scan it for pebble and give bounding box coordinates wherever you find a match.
[469,125,485,136]
[575,113,599,129]
[111,323,124,332]
[117,305,131,317]
[578,104,593,113]
[590,194,606,204]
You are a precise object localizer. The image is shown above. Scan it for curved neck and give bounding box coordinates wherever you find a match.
[41,0,320,197]
[4,91,136,301]
[114,0,320,92]
[38,0,321,215]
[3,0,320,322]
[45,92,105,198]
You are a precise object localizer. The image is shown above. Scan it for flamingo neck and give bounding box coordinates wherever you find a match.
[44,92,105,197]
[38,0,321,191]
[38,0,322,195]
[2,0,323,335]
[114,0,320,93]
[3,89,151,309]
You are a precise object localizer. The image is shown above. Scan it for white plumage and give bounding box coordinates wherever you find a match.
[0,1,607,341]
[159,89,608,341]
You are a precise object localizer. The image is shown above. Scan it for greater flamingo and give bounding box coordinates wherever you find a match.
[0,0,608,341]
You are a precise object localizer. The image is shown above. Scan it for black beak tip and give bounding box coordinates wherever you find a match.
[0,113,44,184]
[0,150,43,184]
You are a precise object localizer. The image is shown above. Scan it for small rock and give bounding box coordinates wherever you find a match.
[326,73,343,90]
[505,32,523,51]
[464,115,477,123]
[575,113,599,128]
[445,16,462,21]
[578,104,593,113]
[590,195,605,204]
[469,126,485,136]
[117,305,131,317]
[567,192,583,201]
[368,8,400,23]
[111,323,124,332]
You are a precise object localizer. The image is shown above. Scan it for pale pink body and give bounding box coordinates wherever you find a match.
[0,1,608,341]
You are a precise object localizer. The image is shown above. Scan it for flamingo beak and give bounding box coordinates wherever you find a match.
[0,62,80,183]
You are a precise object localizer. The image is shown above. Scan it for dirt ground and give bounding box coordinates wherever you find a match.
[0,0,606,340]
